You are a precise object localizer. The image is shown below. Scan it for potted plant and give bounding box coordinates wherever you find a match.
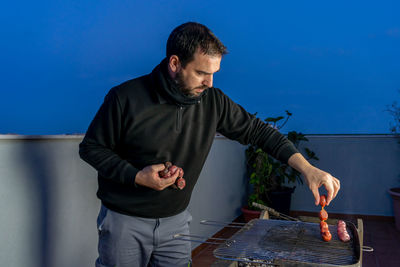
[387,95,400,231]
[241,111,319,222]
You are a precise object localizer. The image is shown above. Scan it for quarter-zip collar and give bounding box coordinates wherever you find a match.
[151,58,206,107]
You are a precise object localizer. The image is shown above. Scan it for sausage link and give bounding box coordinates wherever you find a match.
[337,220,351,242]
[321,231,332,242]
[319,209,328,221]
[158,162,186,190]
[319,201,330,241]
[319,195,327,208]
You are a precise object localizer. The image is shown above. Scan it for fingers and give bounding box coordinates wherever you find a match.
[136,164,182,191]
[153,163,168,173]
[159,168,180,188]
[306,166,340,206]
[154,163,183,190]
[324,175,340,206]
[333,177,340,199]
[311,185,321,206]
[325,184,334,206]
[329,177,340,205]
[158,177,176,189]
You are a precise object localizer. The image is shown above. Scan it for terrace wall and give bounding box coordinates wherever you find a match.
[0,134,398,267]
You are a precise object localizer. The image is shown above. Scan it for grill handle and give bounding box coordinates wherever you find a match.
[252,202,300,221]
[357,219,374,254]
[362,246,374,252]
[200,220,245,228]
[173,233,231,245]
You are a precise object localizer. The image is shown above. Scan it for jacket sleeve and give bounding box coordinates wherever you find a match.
[215,89,298,164]
[79,87,139,185]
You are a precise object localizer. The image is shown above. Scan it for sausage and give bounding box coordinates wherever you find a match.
[337,220,351,242]
[169,168,185,189]
[159,162,186,190]
[318,201,330,241]
[165,161,172,168]
[321,231,332,242]
[320,221,329,232]
[159,162,178,178]
[179,167,184,178]
[175,167,186,189]
[319,195,327,208]
[319,220,332,241]
[159,162,175,177]
[169,165,179,176]
[319,209,328,221]
[160,161,172,176]
[175,177,186,189]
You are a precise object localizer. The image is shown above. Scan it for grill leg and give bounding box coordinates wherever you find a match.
[357,218,363,266]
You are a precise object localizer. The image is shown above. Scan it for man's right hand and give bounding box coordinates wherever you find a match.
[134,164,179,190]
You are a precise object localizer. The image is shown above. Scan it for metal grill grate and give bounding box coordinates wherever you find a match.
[213,219,360,266]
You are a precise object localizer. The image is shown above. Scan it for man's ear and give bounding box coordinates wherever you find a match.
[168,55,181,73]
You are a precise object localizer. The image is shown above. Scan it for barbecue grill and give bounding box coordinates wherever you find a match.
[212,218,365,266]
[176,206,373,266]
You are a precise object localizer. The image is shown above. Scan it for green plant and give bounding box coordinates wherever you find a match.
[387,94,400,137]
[245,110,319,209]
[387,92,400,183]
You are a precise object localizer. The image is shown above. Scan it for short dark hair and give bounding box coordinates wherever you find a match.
[166,22,228,67]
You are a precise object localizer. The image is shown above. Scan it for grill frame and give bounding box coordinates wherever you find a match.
[213,218,363,267]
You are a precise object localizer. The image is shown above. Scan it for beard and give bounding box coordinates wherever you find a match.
[174,71,208,98]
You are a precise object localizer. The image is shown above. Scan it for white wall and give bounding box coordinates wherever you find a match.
[291,135,400,216]
[0,135,247,267]
[0,134,399,267]
[0,136,99,267]
[188,137,247,245]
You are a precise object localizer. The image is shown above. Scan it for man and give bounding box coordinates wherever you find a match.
[79,22,340,267]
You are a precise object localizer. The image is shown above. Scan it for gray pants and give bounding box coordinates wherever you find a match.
[95,204,192,267]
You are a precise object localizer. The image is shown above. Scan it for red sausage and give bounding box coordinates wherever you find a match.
[318,197,330,241]
[159,163,186,190]
[159,162,178,178]
[179,168,184,178]
[175,167,186,190]
[319,221,331,241]
[175,177,186,189]
[320,221,329,232]
[159,162,170,177]
[169,165,178,175]
[319,209,328,221]
[321,231,332,242]
[320,195,327,207]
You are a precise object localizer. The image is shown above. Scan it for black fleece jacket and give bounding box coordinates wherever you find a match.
[79,59,299,218]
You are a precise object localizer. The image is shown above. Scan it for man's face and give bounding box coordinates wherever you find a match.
[174,49,222,97]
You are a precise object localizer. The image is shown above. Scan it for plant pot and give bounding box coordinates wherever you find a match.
[267,186,295,215]
[241,206,261,222]
[388,187,400,231]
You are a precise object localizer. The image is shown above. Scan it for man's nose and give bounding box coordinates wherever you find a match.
[202,75,213,88]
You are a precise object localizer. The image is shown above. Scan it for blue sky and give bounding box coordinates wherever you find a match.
[0,0,399,134]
